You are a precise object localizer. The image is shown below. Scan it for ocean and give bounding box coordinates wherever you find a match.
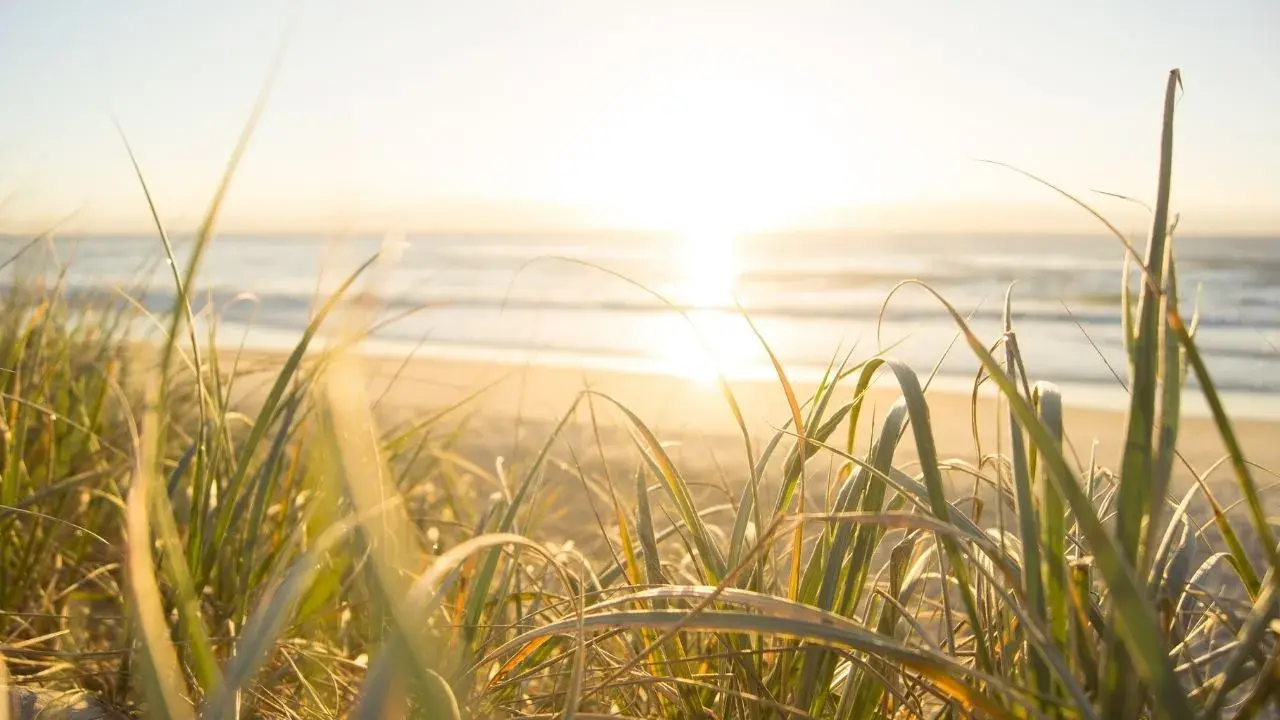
[4,232,1280,417]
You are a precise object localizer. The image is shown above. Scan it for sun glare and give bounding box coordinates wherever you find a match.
[679,224,738,310]
[653,224,757,383]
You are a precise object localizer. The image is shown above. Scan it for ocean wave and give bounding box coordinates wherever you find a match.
[21,282,1280,337]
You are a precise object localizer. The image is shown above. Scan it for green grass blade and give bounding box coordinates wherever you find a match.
[126,384,196,720]
[880,358,994,674]
[636,467,667,586]
[1103,71,1179,719]
[1002,289,1050,705]
[205,255,377,566]
[1147,236,1182,568]
[833,401,908,617]
[1034,383,1069,661]
[796,396,908,713]
[1171,311,1277,575]
[1113,65,1179,591]
[897,279,1195,719]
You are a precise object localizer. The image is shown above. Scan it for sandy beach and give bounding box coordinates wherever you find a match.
[226,348,1280,516]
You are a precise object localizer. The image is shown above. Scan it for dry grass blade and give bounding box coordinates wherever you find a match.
[488,608,1029,718]
[125,382,196,720]
[318,347,463,719]
[735,306,808,601]
[0,650,10,720]
[587,390,728,583]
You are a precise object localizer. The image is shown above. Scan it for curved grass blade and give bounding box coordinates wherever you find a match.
[1200,577,1278,718]
[125,384,195,720]
[879,358,994,674]
[486,608,1031,718]
[587,391,727,583]
[512,257,758,511]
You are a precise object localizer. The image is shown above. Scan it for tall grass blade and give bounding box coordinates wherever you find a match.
[317,348,461,718]
[125,383,196,720]
[796,379,907,712]
[1145,233,1182,568]
[898,279,1195,719]
[1002,288,1050,706]
[1033,383,1069,658]
[880,358,994,674]
[983,85,1261,600]
[1111,64,1178,597]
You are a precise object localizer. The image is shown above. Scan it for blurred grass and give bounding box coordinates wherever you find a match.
[4,69,1280,719]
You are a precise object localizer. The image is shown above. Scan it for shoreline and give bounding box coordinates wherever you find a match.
[223,344,1280,498]
[221,328,1280,421]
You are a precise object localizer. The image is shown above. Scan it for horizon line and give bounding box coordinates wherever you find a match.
[3,226,1280,239]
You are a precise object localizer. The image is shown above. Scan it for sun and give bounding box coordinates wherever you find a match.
[678,222,738,310]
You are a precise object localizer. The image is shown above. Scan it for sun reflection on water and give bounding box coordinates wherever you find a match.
[679,225,738,310]
[656,226,758,383]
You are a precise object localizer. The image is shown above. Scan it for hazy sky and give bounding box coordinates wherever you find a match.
[0,1,1277,234]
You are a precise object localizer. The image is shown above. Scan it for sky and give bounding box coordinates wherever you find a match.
[0,1,1277,235]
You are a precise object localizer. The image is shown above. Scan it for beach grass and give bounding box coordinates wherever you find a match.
[3,69,1279,719]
